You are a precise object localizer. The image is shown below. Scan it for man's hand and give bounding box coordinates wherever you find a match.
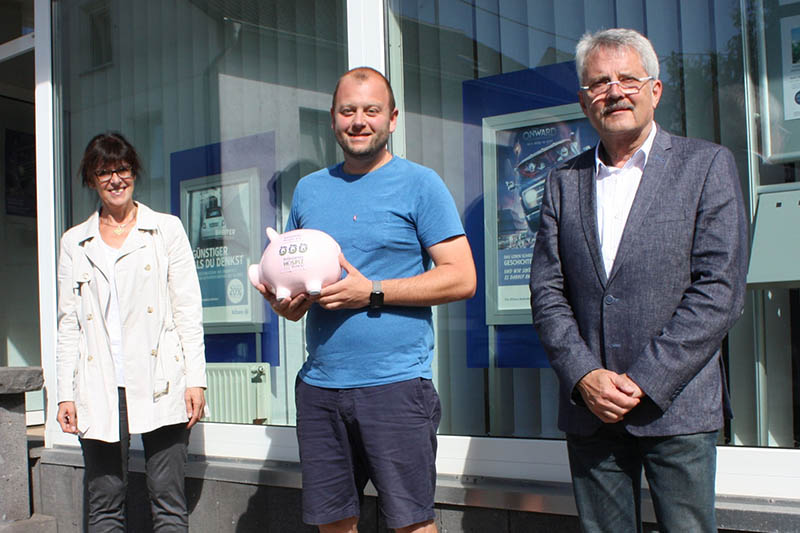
[254,281,314,321]
[57,401,79,434]
[317,254,371,310]
[576,369,644,423]
[185,387,206,429]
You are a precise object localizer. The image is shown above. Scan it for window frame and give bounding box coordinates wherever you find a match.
[38,0,800,504]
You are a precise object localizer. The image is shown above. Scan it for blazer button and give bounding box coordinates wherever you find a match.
[174,355,180,362]
[604,295,616,305]
[147,306,154,313]
[87,355,93,361]
[145,264,151,271]
[151,349,158,356]
[87,313,93,320]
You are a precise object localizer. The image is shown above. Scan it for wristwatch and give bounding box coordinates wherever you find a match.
[369,280,384,309]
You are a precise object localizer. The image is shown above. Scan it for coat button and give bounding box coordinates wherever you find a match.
[87,313,93,320]
[147,306,154,313]
[144,264,151,271]
[87,355,93,361]
[174,355,180,362]
[604,295,616,305]
[151,349,157,356]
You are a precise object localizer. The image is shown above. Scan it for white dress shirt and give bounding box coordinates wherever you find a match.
[595,123,657,277]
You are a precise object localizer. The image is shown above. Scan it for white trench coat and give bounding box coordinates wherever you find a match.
[56,202,206,442]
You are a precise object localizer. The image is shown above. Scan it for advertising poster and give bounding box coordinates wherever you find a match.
[780,15,800,121]
[181,168,261,325]
[483,103,597,324]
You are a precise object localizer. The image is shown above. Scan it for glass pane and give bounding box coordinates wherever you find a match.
[0,49,40,415]
[388,0,763,444]
[0,0,34,44]
[54,0,347,426]
[736,0,800,448]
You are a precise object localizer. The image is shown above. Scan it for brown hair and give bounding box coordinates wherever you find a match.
[331,67,396,112]
[78,132,143,187]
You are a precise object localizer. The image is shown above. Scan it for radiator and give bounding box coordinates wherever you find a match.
[204,363,270,424]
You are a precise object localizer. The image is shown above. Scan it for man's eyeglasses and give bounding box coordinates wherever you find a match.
[95,166,134,183]
[580,76,654,98]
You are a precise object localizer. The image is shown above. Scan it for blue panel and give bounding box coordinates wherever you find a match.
[169,132,280,365]
[462,62,581,368]
[204,333,257,363]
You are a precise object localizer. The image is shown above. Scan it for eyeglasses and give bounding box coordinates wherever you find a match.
[580,76,654,98]
[95,166,134,183]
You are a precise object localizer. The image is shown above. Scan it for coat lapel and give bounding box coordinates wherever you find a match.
[74,211,111,338]
[118,202,156,259]
[606,127,673,284]
[577,153,608,287]
[78,211,109,282]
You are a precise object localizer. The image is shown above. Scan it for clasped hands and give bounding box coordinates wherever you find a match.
[255,254,372,321]
[576,369,644,423]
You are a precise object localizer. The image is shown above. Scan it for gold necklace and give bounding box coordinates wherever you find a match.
[101,208,137,236]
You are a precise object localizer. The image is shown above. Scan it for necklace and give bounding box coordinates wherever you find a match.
[101,208,137,236]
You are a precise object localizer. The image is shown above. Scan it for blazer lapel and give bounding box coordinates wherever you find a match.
[607,127,673,284]
[578,154,608,287]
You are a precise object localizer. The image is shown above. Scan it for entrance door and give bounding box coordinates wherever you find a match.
[0,0,41,424]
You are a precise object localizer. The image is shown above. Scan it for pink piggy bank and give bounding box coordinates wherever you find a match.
[248,227,342,301]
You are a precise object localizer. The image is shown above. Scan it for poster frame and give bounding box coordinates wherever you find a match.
[757,2,800,163]
[179,167,264,330]
[482,102,591,325]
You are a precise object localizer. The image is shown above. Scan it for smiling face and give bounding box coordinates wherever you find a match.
[90,160,136,212]
[578,45,662,150]
[331,72,398,172]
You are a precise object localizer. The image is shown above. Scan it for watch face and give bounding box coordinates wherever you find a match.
[370,290,384,309]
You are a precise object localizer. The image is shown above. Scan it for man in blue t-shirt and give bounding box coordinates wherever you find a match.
[255,67,476,533]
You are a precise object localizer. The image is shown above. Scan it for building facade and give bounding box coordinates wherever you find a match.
[2,0,800,530]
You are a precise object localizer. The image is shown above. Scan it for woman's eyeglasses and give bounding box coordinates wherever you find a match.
[95,166,134,184]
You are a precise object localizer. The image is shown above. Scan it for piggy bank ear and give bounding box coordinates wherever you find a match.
[266,227,279,242]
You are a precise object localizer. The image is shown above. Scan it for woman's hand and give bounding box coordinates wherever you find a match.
[57,401,79,434]
[185,387,206,429]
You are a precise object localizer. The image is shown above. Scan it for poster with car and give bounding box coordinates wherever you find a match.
[180,168,262,325]
[482,103,598,324]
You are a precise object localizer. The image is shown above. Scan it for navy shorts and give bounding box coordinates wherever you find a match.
[295,377,441,529]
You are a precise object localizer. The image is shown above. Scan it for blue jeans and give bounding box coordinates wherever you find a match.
[567,426,718,533]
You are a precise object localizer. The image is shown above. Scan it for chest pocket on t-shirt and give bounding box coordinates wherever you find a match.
[351,211,392,252]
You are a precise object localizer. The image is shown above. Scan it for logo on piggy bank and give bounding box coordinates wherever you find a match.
[248,227,342,301]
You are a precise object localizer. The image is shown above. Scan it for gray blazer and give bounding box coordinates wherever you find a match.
[530,126,748,437]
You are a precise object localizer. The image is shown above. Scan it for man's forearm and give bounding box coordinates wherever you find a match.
[382,262,476,307]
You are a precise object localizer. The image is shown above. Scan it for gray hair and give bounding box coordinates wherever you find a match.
[575,28,659,85]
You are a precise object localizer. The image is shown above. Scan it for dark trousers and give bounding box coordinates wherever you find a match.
[80,388,190,532]
[567,426,718,533]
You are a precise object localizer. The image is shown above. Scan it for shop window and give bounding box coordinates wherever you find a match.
[55,0,348,427]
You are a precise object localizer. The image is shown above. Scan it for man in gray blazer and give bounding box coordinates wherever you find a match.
[530,28,748,532]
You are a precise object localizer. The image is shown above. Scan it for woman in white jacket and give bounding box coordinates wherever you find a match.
[55,132,206,532]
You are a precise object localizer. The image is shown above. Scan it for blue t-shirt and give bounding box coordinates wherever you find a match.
[287,156,465,388]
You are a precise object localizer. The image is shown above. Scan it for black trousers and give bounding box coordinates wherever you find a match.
[80,388,190,532]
